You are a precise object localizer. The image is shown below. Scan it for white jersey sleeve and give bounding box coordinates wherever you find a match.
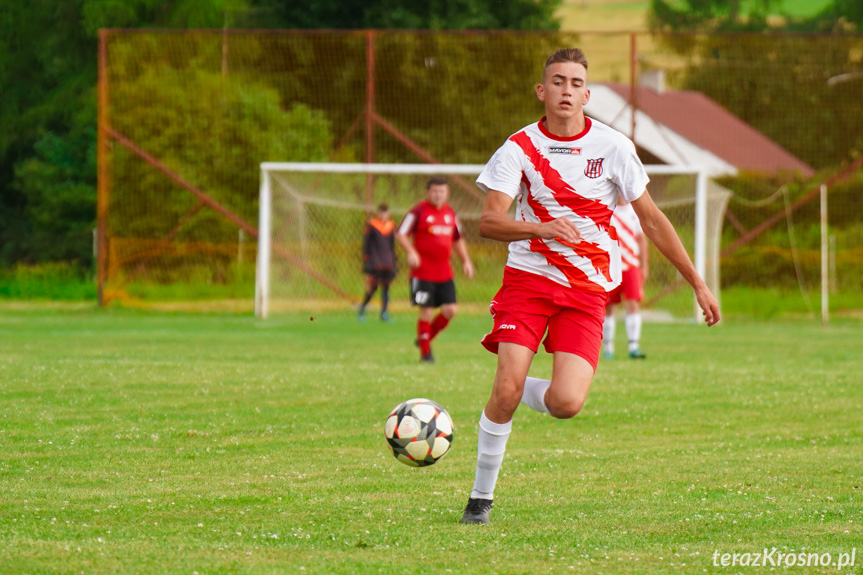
[476,140,525,199]
[610,136,649,205]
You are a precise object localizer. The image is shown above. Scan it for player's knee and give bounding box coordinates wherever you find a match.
[545,380,589,420]
[442,305,457,319]
[548,397,585,419]
[488,382,522,417]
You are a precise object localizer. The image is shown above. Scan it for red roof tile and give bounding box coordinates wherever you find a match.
[603,83,814,177]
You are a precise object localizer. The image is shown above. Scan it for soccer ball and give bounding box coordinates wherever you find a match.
[384,398,454,467]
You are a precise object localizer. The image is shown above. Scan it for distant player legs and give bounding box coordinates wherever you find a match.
[602,305,617,357]
[624,298,643,356]
[378,275,392,320]
[358,275,379,320]
[429,302,456,341]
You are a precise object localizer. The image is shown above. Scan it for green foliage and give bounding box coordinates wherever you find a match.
[12,94,98,266]
[0,263,96,300]
[648,0,859,31]
[655,34,863,169]
[0,0,255,269]
[0,0,97,266]
[81,0,250,34]
[107,63,331,244]
[0,0,562,272]
[717,171,863,299]
[252,0,561,30]
[648,0,780,32]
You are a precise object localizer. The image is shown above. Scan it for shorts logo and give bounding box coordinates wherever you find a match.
[585,158,604,178]
[498,324,517,330]
[548,147,582,155]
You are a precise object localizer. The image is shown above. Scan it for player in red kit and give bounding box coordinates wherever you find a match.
[460,48,720,525]
[396,177,475,363]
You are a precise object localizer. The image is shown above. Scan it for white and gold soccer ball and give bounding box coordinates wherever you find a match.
[384,398,454,467]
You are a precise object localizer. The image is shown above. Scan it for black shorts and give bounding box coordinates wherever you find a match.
[365,268,396,284]
[410,278,456,308]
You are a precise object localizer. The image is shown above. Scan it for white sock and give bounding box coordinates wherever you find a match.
[625,313,642,351]
[520,376,551,414]
[603,315,615,353]
[470,411,511,500]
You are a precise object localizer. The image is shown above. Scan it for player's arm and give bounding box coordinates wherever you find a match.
[395,230,420,269]
[630,191,720,326]
[479,190,581,244]
[452,238,475,279]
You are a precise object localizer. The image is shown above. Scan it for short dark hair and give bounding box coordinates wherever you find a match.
[426,177,448,190]
[377,203,389,212]
[543,48,588,81]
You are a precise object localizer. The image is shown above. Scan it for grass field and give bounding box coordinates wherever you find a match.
[1,305,861,573]
[556,0,834,32]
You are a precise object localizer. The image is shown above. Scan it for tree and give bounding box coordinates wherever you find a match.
[247,0,561,30]
[649,0,862,33]
[648,0,780,32]
[0,0,561,272]
[0,0,252,268]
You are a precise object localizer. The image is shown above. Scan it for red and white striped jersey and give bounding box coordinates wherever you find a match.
[476,117,649,293]
[611,203,643,271]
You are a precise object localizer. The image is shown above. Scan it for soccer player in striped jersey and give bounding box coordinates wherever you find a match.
[358,203,397,322]
[396,178,475,363]
[602,201,649,359]
[461,48,720,525]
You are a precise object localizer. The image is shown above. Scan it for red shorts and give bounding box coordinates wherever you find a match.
[607,267,643,305]
[480,268,608,371]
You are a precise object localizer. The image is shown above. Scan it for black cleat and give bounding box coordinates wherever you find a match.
[628,348,647,359]
[460,497,493,524]
[420,353,435,363]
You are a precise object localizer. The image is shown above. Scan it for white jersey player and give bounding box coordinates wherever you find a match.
[603,202,650,359]
[460,48,720,526]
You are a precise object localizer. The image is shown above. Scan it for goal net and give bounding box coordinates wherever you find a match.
[255,163,729,320]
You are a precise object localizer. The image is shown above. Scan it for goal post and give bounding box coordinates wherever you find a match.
[255,163,487,318]
[255,163,728,320]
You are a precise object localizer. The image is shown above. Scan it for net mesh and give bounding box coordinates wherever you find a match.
[261,166,726,318]
[99,30,863,313]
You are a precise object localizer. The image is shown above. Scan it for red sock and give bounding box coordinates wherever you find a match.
[429,313,450,341]
[417,320,431,356]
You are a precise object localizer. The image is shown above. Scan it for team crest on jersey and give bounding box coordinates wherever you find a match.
[548,147,582,155]
[444,214,452,224]
[584,158,604,178]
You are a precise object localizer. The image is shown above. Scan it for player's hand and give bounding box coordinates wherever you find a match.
[696,285,721,326]
[407,252,420,269]
[463,260,475,279]
[538,218,582,245]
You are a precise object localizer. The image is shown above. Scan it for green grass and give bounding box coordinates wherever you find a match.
[773,0,833,18]
[0,263,96,301]
[1,305,861,573]
[557,0,835,32]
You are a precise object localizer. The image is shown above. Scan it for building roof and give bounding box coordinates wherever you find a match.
[584,82,814,178]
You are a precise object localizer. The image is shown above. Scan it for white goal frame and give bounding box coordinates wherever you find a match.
[255,162,715,320]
